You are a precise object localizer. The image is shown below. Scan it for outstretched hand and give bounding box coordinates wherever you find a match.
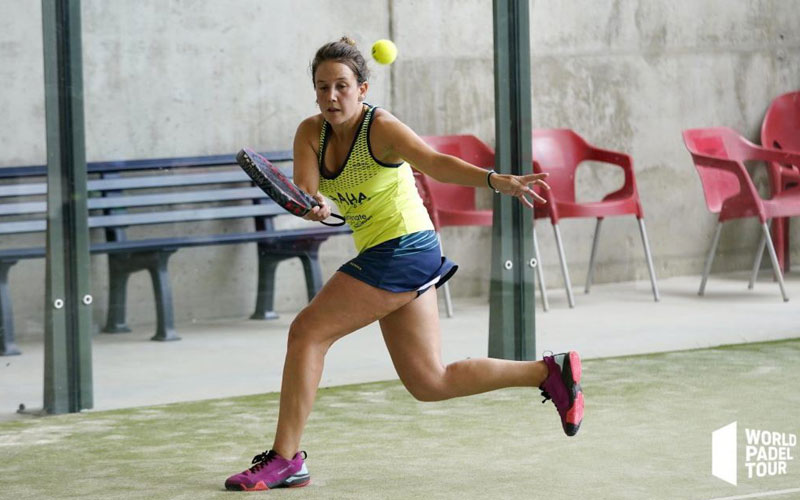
[490,172,550,208]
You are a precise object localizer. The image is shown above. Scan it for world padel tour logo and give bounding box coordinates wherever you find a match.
[712,421,797,485]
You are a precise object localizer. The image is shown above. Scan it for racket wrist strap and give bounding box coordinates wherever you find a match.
[486,169,500,193]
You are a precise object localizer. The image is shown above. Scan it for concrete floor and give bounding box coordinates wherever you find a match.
[2,269,799,421]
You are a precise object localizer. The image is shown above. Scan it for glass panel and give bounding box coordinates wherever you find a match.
[0,0,47,413]
[1,0,511,426]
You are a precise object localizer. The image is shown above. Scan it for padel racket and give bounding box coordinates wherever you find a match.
[236,148,345,226]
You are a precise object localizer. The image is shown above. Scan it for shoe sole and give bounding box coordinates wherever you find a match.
[226,475,311,491]
[562,351,583,436]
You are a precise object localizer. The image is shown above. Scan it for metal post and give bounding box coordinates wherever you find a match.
[488,0,536,360]
[42,0,93,414]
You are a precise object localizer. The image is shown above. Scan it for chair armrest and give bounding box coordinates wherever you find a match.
[588,146,632,168]
[689,152,762,197]
[742,144,800,194]
[747,144,800,166]
[587,146,636,199]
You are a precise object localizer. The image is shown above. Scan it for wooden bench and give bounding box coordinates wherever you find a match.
[0,152,351,355]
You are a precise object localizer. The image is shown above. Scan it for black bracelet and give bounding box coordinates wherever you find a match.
[486,169,500,193]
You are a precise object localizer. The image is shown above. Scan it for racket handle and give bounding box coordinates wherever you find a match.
[306,194,346,226]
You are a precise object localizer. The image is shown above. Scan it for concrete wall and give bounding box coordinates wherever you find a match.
[1,0,799,339]
[527,0,800,288]
[393,0,800,294]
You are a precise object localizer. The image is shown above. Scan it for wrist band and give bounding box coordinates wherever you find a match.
[486,169,500,193]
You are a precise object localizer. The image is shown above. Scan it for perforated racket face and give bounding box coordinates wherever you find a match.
[236,148,317,217]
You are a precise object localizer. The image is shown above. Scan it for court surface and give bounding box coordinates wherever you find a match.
[1,271,799,499]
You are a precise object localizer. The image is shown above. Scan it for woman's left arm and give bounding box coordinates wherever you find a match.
[370,112,549,208]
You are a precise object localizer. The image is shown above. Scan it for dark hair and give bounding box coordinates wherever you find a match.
[311,36,370,86]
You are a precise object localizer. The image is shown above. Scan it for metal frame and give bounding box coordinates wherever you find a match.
[488,0,536,360]
[701,218,788,302]
[33,0,539,406]
[546,217,660,306]
[41,0,93,413]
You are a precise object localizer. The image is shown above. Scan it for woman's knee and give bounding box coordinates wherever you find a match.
[287,313,334,353]
[403,369,449,402]
[287,314,316,349]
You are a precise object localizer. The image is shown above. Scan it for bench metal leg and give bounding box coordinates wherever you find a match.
[0,261,21,356]
[148,251,179,341]
[251,252,281,320]
[251,239,327,320]
[104,255,133,334]
[104,251,179,341]
[299,250,323,302]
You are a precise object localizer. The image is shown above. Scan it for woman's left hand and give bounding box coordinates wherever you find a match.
[490,172,550,208]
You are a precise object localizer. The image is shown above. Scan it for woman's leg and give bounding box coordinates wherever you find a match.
[379,288,548,402]
[271,271,416,459]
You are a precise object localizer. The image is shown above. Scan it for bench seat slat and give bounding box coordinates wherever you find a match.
[0,187,272,216]
[0,201,45,216]
[88,171,254,191]
[0,226,351,260]
[0,149,292,179]
[1,171,265,199]
[0,184,47,197]
[91,205,288,228]
[90,187,270,209]
[0,205,294,234]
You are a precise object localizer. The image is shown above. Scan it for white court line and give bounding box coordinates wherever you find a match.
[708,487,800,500]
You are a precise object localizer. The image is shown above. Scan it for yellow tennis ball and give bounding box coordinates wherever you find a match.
[371,39,397,65]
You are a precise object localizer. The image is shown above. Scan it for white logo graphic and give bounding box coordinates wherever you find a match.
[712,421,797,486]
[712,421,738,485]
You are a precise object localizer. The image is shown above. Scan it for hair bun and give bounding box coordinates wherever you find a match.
[339,36,357,47]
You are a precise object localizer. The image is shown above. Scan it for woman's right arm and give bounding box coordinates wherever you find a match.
[293,117,331,222]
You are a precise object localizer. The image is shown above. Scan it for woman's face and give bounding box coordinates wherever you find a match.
[314,60,368,125]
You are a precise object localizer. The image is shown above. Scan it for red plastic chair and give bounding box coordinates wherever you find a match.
[761,91,800,271]
[683,127,800,301]
[531,129,660,307]
[415,134,549,314]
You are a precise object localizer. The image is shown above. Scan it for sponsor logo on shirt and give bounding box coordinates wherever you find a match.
[334,191,368,206]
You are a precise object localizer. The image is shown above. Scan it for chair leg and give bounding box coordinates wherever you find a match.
[749,226,768,290]
[585,218,603,294]
[552,224,575,308]
[436,232,454,317]
[532,224,549,312]
[699,221,723,296]
[761,221,789,302]
[637,218,661,302]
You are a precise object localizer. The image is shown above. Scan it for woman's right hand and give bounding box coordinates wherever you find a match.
[303,193,332,222]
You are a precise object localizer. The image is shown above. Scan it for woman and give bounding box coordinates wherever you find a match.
[225,37,583,492]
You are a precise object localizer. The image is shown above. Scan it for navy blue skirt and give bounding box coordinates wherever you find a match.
[338,230,458,295]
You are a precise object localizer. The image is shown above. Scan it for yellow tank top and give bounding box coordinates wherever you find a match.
[318,105,434,252]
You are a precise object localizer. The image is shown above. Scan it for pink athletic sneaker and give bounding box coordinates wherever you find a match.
[539,351,584,436]
[224,450,310,491]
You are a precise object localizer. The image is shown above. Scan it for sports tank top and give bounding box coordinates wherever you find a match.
[317,104,433,252]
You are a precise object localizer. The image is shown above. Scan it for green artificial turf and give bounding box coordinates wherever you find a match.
[2,340,800,499]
